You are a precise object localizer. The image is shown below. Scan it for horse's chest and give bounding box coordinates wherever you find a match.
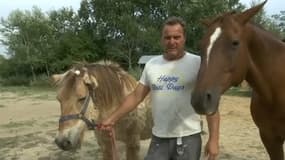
[251,102,285,137]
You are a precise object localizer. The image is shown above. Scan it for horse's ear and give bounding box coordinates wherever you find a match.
[237,0,267,25]
[82,72,98,88]
[200,18,213,27]
[50,74,63,85]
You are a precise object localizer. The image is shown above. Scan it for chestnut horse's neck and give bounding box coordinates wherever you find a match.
[244,24,285,103]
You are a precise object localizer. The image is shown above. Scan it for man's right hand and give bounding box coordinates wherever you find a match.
[98,118,115,131]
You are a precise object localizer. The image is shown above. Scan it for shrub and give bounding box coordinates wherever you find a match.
[128,66,143,80]
[0,75,30,86]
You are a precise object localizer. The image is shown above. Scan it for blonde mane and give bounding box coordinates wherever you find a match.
[55,61,137,109]
[88,61,137,108]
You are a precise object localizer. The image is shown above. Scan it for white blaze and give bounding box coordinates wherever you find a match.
[206,27,222,66]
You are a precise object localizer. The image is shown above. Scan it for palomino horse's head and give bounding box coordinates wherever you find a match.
[52,61,135,151]
[52,64,99,150]
[191,1,267,115]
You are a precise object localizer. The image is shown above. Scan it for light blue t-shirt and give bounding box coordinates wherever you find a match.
[139,52,201,137]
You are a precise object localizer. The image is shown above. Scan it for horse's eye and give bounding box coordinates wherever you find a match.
[232,40,239,47]
[78,97,86,103]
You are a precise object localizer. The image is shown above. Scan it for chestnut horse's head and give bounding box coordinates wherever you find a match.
[191,1,267,115]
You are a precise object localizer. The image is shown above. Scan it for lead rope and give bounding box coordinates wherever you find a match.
[110,128,119,160]
[97,124,119,160]
[87,86,119,160]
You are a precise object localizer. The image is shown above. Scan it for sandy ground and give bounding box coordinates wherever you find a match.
[0,90,273,160]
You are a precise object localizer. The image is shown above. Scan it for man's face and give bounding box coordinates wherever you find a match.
[161,24,186,60]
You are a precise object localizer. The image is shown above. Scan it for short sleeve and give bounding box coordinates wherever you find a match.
[139,64,149,86]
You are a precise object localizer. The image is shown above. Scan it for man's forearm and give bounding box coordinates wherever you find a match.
[109,92,142,123]
[206,111,220,141]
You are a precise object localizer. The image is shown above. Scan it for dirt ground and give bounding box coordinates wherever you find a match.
[0,89,273,160]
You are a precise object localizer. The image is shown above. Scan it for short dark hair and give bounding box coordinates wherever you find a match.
[162,16,186,35]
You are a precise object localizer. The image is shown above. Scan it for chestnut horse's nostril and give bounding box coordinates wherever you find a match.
[206,91,212,102]
[191,89,219,115]
[204,90,213,107]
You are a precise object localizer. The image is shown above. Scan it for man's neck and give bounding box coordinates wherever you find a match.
[163,51,185,61]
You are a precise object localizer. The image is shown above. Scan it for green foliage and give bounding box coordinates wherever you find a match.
[0,0,283,86]
[0,85,54,94]
[248,1,284,38]
[79,0,246,69]
[272,11,285,37]
[0,55,4,63]
[225,87,252,97]
[29,74,51,87]
[128,66,143,80]
[0,75,30,86]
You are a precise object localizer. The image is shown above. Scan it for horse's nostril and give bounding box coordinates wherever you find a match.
[55,137,73,150]
[206,91,212,102]
[54,138,59,146]
[62,139,72,148]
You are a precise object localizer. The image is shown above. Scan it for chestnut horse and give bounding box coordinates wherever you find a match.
[191,1,285,160]
[52,61,152,160]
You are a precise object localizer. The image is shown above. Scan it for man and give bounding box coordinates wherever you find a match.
[100,16,220,160]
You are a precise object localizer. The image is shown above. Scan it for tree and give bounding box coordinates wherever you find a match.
[0,6,95,81]
[81,0,162,69]
[247,1,284,38]
[0,54,4,63]
[3,0,274,84]
[272,11,285,38]
[79,0,245,69]
[0,7,52,80]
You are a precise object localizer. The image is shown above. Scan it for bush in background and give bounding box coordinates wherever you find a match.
[128,66,143,80]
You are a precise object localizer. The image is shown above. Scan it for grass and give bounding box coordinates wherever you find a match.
[0,85,56,97]
[0,120,36,129]
[33,94,54,100]
[41,120,57,127]
[225,87,252,97]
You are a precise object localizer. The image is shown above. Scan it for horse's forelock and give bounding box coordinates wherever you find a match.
[55,67,88,98]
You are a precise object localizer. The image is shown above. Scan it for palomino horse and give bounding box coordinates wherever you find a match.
[52,61,153,160]
[191,1,285,160]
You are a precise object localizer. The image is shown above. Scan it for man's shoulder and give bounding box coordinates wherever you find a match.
[146,55,163,64]
[185,51,200,58]
[185,51,201,62]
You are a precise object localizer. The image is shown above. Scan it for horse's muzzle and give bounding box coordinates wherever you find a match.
[191,89,220,115]
[54,136,80,151]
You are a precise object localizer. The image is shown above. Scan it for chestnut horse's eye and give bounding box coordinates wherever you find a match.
[232,40,239,47]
